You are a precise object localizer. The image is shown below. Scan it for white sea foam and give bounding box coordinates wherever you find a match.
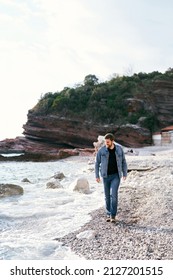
[0,156,104,259]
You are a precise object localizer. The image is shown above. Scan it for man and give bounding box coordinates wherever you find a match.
[95,133,127,222]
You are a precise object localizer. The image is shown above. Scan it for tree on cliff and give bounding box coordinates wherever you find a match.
[84,74,99,86]
[32,69,173,133]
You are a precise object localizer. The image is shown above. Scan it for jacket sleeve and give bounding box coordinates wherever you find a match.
[95,150,101,178]
[122,149,128,177]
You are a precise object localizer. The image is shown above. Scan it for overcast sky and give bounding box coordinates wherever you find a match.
[0,0,173,140]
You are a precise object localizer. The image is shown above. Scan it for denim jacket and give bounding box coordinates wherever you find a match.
[95,144,127,179]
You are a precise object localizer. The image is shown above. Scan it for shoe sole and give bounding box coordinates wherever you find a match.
[110,217,117,223]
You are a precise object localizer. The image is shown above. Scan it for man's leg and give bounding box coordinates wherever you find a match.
[110,174,120,220]
[103,177,111,217]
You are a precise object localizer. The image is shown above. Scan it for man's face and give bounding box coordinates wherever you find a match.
[105,139,113,148]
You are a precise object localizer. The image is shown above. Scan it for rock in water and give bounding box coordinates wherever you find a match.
[46,179,63,189]
[0,184,24,198]
[69,177,90,194]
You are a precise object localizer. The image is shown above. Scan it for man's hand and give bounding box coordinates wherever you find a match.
[96,178,101,183]
[122,176,127,180]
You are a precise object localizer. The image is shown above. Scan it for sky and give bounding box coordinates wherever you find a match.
[0,0,173,140]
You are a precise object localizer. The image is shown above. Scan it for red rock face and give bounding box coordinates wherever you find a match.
[137,80,173,128]
[22,112,151,149]
[151,80,173,127]
[0,136,79,161]
[0,122,151,163]
[114,124,151,147]
[24,117,89,147]
[0,112,151,160]
[23,114,110,148]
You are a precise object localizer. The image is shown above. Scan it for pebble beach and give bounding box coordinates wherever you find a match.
[56,146,173,260]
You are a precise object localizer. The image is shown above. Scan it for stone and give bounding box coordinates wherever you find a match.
[53,172,65,180]
[76,230,96,239]
[21,178,31,183]
[69,177,90,194]
[0,184,24,198]
[46,179,63,189]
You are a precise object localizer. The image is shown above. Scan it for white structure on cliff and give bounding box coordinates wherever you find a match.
[152,126,173,146]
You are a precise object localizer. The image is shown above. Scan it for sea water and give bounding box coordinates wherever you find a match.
[0,156,104,260]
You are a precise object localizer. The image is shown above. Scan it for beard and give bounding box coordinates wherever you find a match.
[106,142,114,149]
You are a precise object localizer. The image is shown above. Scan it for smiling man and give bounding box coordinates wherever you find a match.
[95,133,127,222]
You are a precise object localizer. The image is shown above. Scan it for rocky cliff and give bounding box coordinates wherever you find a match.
[1,73,173,159]
[22,78,173,150]
[149,80,173,126]
[125,79,173,128]
[23,113,151,148]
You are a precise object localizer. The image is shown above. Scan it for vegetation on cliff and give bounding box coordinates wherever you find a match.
[31,68,173,133]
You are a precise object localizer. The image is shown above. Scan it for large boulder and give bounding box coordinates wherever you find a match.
[69,177,90,194]
[0,184,24,198]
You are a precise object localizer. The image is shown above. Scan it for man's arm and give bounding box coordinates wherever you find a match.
[122,149,128,178]
[95,149,101,180]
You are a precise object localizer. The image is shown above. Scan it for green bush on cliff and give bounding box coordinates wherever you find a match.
[31,69,173,132]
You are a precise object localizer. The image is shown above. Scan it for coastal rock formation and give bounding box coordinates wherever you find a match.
[21,79,173,149]
[125,80,173,128]
[0,137,79,161]
[113,124,151,147]
[1,78,173,158]
[150,80,173,127]
[22,113,151,148]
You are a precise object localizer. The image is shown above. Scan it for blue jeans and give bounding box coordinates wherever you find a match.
[103,173,120,217]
